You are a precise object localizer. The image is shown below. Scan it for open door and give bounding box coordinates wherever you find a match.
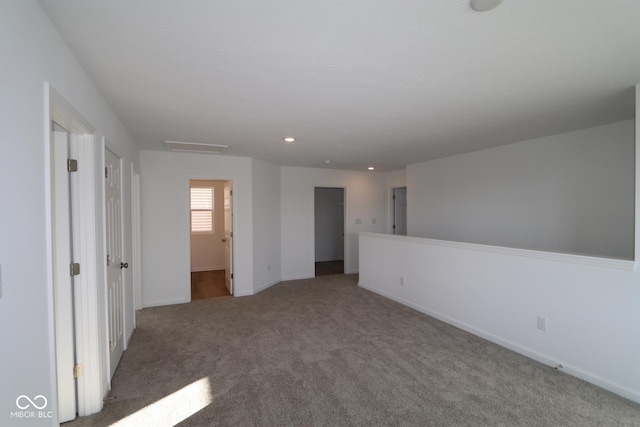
[223,181,233,294]
[51,125,77,423]
[105,148,125,378]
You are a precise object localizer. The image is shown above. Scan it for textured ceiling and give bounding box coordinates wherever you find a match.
[38,0,640,171]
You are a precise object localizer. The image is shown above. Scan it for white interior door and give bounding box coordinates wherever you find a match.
[52,128,77,423]
[105,148,124,378]
[393,187,407,236]
[223,181,233,295]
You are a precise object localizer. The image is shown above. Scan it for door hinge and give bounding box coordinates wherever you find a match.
[73,364,84,378]
[230,190,233,196]
[105,166,109,179]
[109,340,113,352]
[67,159,78,172]
[231,273,234,279]
[230,231,233,238]
[70,263,80,276]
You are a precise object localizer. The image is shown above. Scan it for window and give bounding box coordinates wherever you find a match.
[190,187,214,233]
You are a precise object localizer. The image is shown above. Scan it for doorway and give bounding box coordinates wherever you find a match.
[49,86,113,418]
[314,187,345,276]
[189,179,233,299]
[392,187,407,236]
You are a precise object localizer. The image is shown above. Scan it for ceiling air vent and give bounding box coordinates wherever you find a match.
[164,140,229,154]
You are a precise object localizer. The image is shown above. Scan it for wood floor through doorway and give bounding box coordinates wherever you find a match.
[191,270,230,300]
[315,260,344,276]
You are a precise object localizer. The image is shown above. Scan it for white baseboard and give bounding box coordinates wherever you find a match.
[233,290,253,297]
[142,297,189,308]
[358,282,640,405]
[254,278,281,294]
[124,326,135,350]
[281,274,315,281]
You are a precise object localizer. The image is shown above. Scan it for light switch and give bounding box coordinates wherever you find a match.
[372,218,377,224]
[355,218,362,224]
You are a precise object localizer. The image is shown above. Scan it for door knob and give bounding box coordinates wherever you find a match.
[120,262,129,269]
[222,239,227,242]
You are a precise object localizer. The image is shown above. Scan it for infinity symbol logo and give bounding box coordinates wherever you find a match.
[16,395,48,410]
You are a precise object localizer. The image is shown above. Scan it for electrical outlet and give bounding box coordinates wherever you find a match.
[537,316,547,331]
[268,264,271,272]
[400,276,404,286]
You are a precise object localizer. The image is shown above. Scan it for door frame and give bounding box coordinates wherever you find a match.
[312,186,347,275]
[391,186,407,235]
[46,85,104,419]
[132,167,142,312]
[185,175,237,301]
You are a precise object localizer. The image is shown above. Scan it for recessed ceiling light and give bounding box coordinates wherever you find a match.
[368,166,375,171]
[324,160,332,165]
[470,0,503,12]
[284,137,296,143]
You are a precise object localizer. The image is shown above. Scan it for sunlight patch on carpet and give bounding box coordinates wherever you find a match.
[112,377,213,427]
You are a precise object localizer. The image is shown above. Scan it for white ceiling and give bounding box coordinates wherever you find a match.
[38,0,640,171]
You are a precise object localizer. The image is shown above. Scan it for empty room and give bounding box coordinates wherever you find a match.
[2,0,640,426]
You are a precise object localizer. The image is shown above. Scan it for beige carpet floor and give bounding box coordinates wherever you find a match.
[65,274,640,426]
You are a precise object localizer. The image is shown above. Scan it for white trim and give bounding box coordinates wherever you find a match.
[233,291,254,297]
[358,232,636,271]
[358,281,640,404]
[144,298,190,308]
[48,84,104,420]
[635,84,640,260]
[132,169,142,312]
[49,88,96,134]
[281,274,315,281]
[97,137,110,397]
[43,84,60,426]
[252,278,281,295]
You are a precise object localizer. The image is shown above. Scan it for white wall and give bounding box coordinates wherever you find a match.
[314,188,345,262]
[359,104,640,404]
[281,167,387,280]
[251,159,282,293]
[140,150,253,305]
[0,1,138,425]
[359,233,640,403]
[190,180,225,272]
[408,121,635,259]
[385,169,407,189]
